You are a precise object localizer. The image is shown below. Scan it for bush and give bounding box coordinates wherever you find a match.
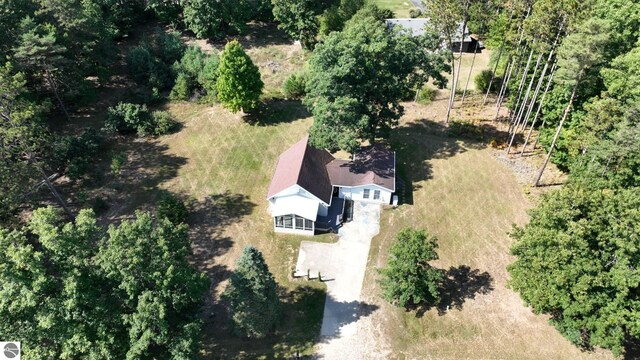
[126,31,185,90]
[53,129,104,180]
[157,193,189,224]
[409,8,422,18]
[198,55,220,98]
[152,111,179,135]
[110,152,127,175]
[126,46,154,84]
[171,46,220,101]
[416,86,437,105]
[474,69,502,93]
[170,73,194,100]
[105,103,177,137]
[92,196,109,215]
[283,72,308,99]
[104,102,151,135]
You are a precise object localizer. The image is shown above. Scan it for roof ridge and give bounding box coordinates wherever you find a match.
[295,134,310,185]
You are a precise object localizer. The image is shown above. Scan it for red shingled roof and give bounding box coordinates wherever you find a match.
[266,135,335,204]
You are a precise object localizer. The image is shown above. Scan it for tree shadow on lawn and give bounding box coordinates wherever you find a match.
[205,285,328,359]
[209,22,294,49]
[243,99,310,126]
[409,265,494,318]
[318,294,379,342]
[391,119,486,205]
[188,191,257,279]
[57,138,189,222]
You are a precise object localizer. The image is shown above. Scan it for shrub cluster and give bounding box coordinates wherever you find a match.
[157,192,189,225]
[283,72,309,99]
[170,46,220,102]
[104,102,178,137]
[126,29,186,90]
[53,129,104,180]
[474,69,502,93]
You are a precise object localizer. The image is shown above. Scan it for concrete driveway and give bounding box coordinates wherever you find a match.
[294,202,381,357]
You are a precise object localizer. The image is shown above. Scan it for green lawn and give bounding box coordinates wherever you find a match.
[370,0,416,17]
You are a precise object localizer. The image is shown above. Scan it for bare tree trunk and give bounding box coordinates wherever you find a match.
[518,23,564,135]
[445,42,456,123]
[534,78,580,186]
[528,62,559,153]
[460,41,480,107]
[449,0,471,116]
[28,153,73,219]
[45,69,70,122]
[507,48,534,134]
[483,45,504,105]
[519,62,555,156]
[494,6,530,120]
[494,58,513,120]
[507,52,543,154]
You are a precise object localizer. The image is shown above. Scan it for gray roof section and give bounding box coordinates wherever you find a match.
[385,18,473,42]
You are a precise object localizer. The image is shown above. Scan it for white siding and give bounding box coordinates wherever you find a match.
[338,185,392,204]
[317,202,329,217]
[273,226,314,236]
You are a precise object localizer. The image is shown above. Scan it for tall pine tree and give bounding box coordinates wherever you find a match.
[222,246,280,338]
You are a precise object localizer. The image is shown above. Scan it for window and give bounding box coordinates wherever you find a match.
[304,219,313,230]
[276,215,313,231]
[373,190,381,200]
[363,189,370,199]
[283,215,293,229]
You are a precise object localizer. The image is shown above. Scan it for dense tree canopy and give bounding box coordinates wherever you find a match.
[304,12,449,152]
[508,187,640,355]
[0,207,208,358]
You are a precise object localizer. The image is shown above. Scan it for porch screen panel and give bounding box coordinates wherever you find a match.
[295,216,304,230]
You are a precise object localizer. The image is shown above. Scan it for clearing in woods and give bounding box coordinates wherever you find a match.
[63,19,613,359]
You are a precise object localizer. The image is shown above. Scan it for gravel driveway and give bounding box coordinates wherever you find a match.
[294,202,382,358]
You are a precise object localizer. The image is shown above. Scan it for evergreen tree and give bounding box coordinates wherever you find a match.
[216,40,263,113]
[222,246,280,338]
[378,228,443,308]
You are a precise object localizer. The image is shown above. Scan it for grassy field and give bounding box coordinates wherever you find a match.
[370,0,416,17]
[356,117,612,359]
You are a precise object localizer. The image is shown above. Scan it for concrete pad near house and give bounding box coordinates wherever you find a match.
[293,202,381,355]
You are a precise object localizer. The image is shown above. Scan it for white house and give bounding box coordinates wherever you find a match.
[266,135,396,235]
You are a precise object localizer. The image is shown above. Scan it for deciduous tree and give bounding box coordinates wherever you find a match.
[304,13,448,152]
[508,187,640,356]
[378,228,443,308]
